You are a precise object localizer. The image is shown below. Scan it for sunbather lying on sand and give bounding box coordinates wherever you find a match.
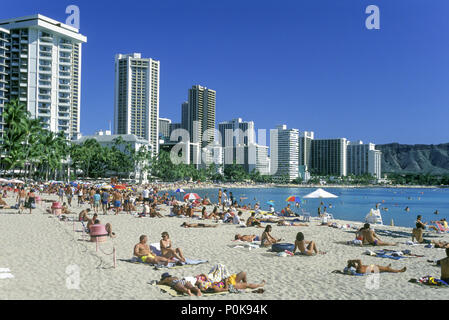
[277,220,308,227]
[432,241,449,249]
[196,272,266,293]
[181,222,218,228]
[234,234,259,242]
[361,225,397,246]
[293,232,326,255]
[134,235,174,266]
[158,273,202,296]
[346,259,406,274]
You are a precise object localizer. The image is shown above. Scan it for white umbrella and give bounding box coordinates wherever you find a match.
[0,178,9,183]
[303,188,338,199]
[9,179,25,184]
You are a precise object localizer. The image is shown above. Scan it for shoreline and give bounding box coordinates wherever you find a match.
[156,183,446,192]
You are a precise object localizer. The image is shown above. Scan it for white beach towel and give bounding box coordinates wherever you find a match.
[0,268,11,273]
[0,273,14,279]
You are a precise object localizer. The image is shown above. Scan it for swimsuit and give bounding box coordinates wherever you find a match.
[226,274,237,286]
[114,201,121,208]
[140,254,155,263]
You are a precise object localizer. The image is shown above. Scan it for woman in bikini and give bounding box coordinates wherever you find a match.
[181,222,218,228]
[261,225,281,247]
[160,232,186,262]
[293,232,326,256]
[158,273,202,297]
[346,259,406,274]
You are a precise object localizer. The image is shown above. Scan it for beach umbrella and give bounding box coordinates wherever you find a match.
[303,188,338,199]
[101,185,113,190]
[0,178,9,183]
[266,201,275,206]
[286,196,300,202]
[184,193,201,201]
[9,179,24,184]
[114,185,127,190]
[175,188,185,193]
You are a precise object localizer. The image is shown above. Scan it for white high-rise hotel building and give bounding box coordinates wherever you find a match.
[270,125,299,181]
[0,15,87,139]
[114,53,160,156]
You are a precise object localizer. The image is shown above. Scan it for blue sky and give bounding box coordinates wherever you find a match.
[3,0,449,144]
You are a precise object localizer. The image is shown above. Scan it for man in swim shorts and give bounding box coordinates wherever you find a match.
[112,190,122,215]
[134,235,172,266]
[361,226,397,246]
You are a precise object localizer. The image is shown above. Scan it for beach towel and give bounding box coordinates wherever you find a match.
[332,267,367,277]
[346,239,363,246]
[371,250,406,260]
[149,281,252,297]
[409,276,449,287]
[120,257,208,269]
[0,268,11,273]
[207,264,231,283]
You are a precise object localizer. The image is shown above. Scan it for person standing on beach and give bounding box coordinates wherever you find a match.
[142,187,150,205]
[113,190,122,215]
[101,190,110,215]
[65,186,73,207]
[58,186,64,203]
[16,187,26,214]
[93,191,101,214]
[26,189,36,214]
[218,189,222,206]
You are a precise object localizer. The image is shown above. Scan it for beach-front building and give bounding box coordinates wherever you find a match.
[158,117,171,142]
[270,125,299,182]
[0,14,87,140]
[114,53,160,156]
[311,138,348,177]
[0,27,9,141]
[74,130,151,182]
[347,140,382,180]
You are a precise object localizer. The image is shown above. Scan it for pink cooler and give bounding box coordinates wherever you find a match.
[90,224,108,243]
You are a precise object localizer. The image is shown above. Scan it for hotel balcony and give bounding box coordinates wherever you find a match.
[20,39,28,45]
[40,36,53,43]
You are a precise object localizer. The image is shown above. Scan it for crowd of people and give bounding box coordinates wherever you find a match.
[1,181,449,295]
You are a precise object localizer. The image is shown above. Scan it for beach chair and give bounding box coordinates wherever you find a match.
[80,220,89,233]
[300,209,311,222]
[433,222,449,234]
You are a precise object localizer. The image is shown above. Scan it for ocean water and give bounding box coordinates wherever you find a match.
[170,187,449,228]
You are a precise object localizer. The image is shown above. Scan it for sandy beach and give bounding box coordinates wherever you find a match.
[0,193,448,300]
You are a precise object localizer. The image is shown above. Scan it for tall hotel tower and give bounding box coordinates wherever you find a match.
[183,85,216,148]
[114,53,160,156]
[0,14,87,140]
